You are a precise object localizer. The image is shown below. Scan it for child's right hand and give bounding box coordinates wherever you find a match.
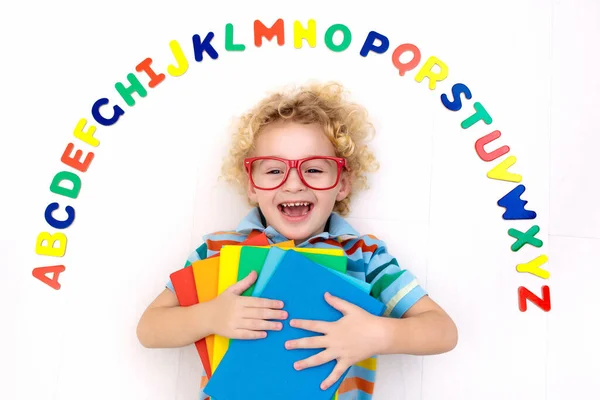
[209,270,287,340]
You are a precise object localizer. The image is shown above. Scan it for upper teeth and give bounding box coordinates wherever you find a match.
[281,202,309,207]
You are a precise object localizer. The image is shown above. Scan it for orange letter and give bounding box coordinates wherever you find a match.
[61,143,94,172]
[32,265,66,290]
[254,19,285,47]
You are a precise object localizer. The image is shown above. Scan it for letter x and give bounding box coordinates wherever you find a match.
[508,225,543,251]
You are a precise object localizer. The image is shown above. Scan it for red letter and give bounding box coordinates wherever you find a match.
[475,130,510,162]
[518,286,551,312]
[392,43,421,76]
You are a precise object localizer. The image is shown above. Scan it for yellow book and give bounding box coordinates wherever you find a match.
[211,241,294,373]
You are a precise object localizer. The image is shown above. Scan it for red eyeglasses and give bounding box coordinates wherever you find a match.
[244,156,347,190]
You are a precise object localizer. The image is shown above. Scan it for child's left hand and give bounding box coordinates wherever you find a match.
[284,292,385,390]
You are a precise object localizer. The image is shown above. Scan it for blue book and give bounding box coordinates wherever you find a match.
[204,250,386,400]
[253,248,371,296]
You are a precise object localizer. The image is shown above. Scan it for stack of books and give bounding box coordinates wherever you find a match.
[169,233,385,400]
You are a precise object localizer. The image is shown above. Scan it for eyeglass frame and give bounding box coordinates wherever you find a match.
[243,156,347,191]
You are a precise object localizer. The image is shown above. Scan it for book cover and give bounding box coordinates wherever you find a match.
[205,250,385,400]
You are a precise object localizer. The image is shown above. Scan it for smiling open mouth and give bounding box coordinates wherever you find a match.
[278,201,313,217]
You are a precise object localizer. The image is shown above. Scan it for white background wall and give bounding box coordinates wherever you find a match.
[2,0,598,399]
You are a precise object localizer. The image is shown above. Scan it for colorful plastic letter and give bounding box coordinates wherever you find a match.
[50,171,81,199]
[167,40,189,76]
[115,73,147,106]
[508,225,543,251]
[518,286,551,312]
[441,83,472,111]
[487,155,522,183]
[497,184,537,220]
[360,31,389,57]
[460,102,492,129]
[414,56,448,90]
[392,43,421,76]
[44,202,75,230]
[516,254,549,279]
[73,118,99,147]
[475,130,510,162]
[324,24,351,52]
[35,232,67,257]
[91,98,125,127]
[192,32,219,61]
[254,19,285,46]
[32,265,66,290]
[294,19,316,48]
[61,143,94,172]
[225,23,246,51]
[136,57,166,88]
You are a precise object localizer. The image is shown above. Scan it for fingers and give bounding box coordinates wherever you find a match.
[285,335,327,350]
[231,329,267,340]
[243,296,284,310]
[227,271,258,295]
[324,292,356,315]
[320,362,348,390]
[290,318,329,334]
[293,349,335,371]
[238,318,283,332]
[243,307,288,321]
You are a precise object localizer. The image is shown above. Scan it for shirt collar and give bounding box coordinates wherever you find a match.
[235,207,359,245]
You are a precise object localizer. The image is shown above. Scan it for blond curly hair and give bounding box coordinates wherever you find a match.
[220,81,379,216]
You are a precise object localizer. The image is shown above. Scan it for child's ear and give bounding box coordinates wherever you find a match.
[336,173,351,201]
[247,179,258,203]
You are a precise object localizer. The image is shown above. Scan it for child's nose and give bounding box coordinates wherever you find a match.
[282,169,306,192]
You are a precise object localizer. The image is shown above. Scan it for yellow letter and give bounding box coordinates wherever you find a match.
[73,118,99,147]
[167,40,189,77]
[294,19,316,49]
[487,155,522,183]
[35,232,67,257]
[415,56,448,90]
[516,255,549,279]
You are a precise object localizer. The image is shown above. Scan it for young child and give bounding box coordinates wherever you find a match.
[137,81,458,399]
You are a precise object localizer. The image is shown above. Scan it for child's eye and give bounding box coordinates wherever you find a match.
[305,168,323,174]
[266,169,283,175]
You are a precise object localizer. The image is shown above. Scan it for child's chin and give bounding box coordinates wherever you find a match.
[277,222,313,242]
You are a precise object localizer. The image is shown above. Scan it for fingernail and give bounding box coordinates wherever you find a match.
[294,362,300,370]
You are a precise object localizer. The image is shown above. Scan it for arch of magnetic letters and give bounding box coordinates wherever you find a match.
[31,18,550,313]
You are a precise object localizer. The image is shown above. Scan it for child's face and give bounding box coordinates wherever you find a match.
[246,121,351,243]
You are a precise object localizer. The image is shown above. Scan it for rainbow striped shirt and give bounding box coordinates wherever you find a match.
[166,207,427,400]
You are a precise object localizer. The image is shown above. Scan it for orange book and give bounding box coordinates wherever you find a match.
[192,257,219,365]
[169,231,270,376]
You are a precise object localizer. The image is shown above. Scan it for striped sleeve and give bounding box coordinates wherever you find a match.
[362,236,427,318]
[165,242,208,291]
